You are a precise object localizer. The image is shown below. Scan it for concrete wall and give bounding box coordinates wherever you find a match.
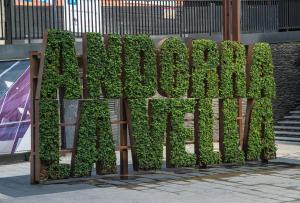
[271,42,300,122]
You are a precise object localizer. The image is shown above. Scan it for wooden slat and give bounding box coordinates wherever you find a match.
[30,52,40,184]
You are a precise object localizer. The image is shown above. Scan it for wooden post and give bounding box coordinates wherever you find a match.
[231,0,244,148]
[223,0,231,40]
[4,0,12,44]
[120,99,129,176]
[30,52,40,184]
[243,45,254,152]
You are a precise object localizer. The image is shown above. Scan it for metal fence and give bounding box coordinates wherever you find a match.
[0,0,300,42]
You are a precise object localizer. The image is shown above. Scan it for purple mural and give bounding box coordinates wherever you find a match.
[0,60,30,154]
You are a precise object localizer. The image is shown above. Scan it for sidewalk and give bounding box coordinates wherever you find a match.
[0,142,299,203]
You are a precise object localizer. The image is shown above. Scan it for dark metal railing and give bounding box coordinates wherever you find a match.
[0,0,300,42]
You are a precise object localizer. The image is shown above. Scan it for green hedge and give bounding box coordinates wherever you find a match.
[169,99,196,167]
[220,41,246,98]
[247,43,276,99]
[246,99,276,161]
[197,99,220,166]
[223,99,245,164]
[41,29,81,99]
[123,35,157,98]
[159,37,189,98]
[86,33,122,98]
[128,99,168,170]
[73,100,116,176]
[190,39,219,98]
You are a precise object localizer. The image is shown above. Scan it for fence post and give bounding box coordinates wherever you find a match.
[4,0,12,44]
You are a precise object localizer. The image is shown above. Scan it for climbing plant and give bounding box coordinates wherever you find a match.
[168,99,196,167]
[86,33,122,98]
[220,40,246,98]
[159,37,189,98]
[247,43,276,99]
[123,35,157,98]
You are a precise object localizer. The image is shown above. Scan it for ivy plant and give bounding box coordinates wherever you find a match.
[73,100,116,176]
[220,41,246,98]
[168,99,196,167]
[123,35,157,98]
[159,37,189,98]
[246,98,276,161]
[222,99,245,164]
[247,43,276,99]
[86,33,122,98]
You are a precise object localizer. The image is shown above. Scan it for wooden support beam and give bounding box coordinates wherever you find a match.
[120,99,129,175]
[223,0,231,40]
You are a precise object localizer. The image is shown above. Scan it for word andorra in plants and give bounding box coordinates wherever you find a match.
[36,30,276,180]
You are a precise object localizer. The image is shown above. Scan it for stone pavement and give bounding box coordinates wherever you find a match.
[0,142,300,203]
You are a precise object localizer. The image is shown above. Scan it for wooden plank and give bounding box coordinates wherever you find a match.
[232,0,241,42]
[222,0,231,40]
[165,113,172,168]
[30,52,40,184]
[219,99,225,161]
[120,99,129,175]
[194,100,200,165]
[243,45,254,152]
[35,31,48,100]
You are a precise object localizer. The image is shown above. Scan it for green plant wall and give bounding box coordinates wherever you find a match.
[86,33,122,98]
[73,100,116,176]
[168,99,196,167]
[222,99,245,164]
[39,30,81,180]
[123,35,157,98]
[190,39,220,166]
[159,37,189,98]
[220,40,246,98]
[246,98,276,161]
[247,43,276,99]
[41,29,81,99]
[127,99,168,170]
[246,43,276,161]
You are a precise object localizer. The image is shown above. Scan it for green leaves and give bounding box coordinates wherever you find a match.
[197,99,220,166]
[42,29,81,99]
[168,99,196,167]
[73,100,116,177]
[123,35,157,98]
[220,41,246,98]
[159,37,189,98]
[191,39,219,98]
[86,33,122,98]
[222,99,245,164]
[128,99,168,170]
[247,43,276,98]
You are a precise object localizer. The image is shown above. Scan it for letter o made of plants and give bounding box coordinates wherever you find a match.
[159,37,189,98]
